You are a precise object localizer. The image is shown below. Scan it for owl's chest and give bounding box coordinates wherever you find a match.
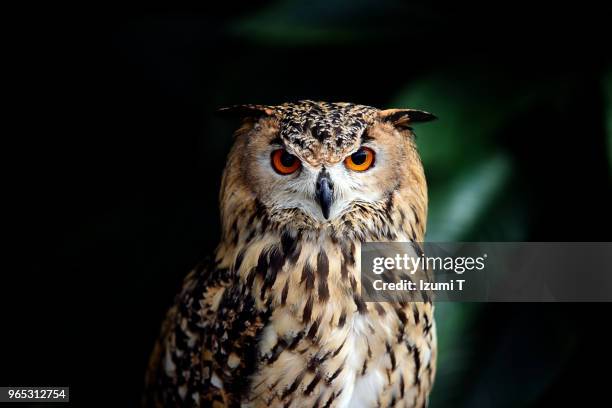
[324,315,394,408]
[247,307,434,408]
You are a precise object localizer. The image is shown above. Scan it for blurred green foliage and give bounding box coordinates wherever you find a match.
[230,0,437,45]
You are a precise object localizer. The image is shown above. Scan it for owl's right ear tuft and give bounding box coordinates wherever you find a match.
[216,104,276,120]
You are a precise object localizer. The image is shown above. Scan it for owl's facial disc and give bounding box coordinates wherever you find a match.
[262,145,382,223]
[234,101,433,225]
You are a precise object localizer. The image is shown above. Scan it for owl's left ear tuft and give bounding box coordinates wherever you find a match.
[378,109,437,128]
[217,104,276,119]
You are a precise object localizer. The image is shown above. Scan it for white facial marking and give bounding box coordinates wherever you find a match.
[264,145,385,221]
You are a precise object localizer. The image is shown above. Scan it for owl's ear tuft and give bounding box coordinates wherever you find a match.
[378,109,437,128]
[217,104,276,119]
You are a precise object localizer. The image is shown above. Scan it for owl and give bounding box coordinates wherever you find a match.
[144,100,437,408]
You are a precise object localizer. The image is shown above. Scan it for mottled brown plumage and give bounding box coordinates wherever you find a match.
[145,101,437,407]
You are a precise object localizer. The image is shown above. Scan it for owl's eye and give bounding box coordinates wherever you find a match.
[345,147,375,171]
[271,149,301,175]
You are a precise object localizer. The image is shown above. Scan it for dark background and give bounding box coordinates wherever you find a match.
[5,1,612,406]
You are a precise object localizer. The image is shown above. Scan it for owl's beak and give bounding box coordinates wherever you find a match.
[316,170,334,220]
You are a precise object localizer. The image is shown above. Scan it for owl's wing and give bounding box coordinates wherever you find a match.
[144,259,269,407]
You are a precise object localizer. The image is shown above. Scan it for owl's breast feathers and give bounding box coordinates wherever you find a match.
[145,227,436,407]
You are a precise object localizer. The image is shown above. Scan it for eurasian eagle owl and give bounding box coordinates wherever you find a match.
[145,100,437,408]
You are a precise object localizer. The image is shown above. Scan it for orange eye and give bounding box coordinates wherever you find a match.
[345,147,375,171]
[271,149,301,175]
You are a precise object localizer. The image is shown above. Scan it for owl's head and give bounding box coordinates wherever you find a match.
[219,101,434,241]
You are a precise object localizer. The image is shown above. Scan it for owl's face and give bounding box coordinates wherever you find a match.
[220,101,434,235]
